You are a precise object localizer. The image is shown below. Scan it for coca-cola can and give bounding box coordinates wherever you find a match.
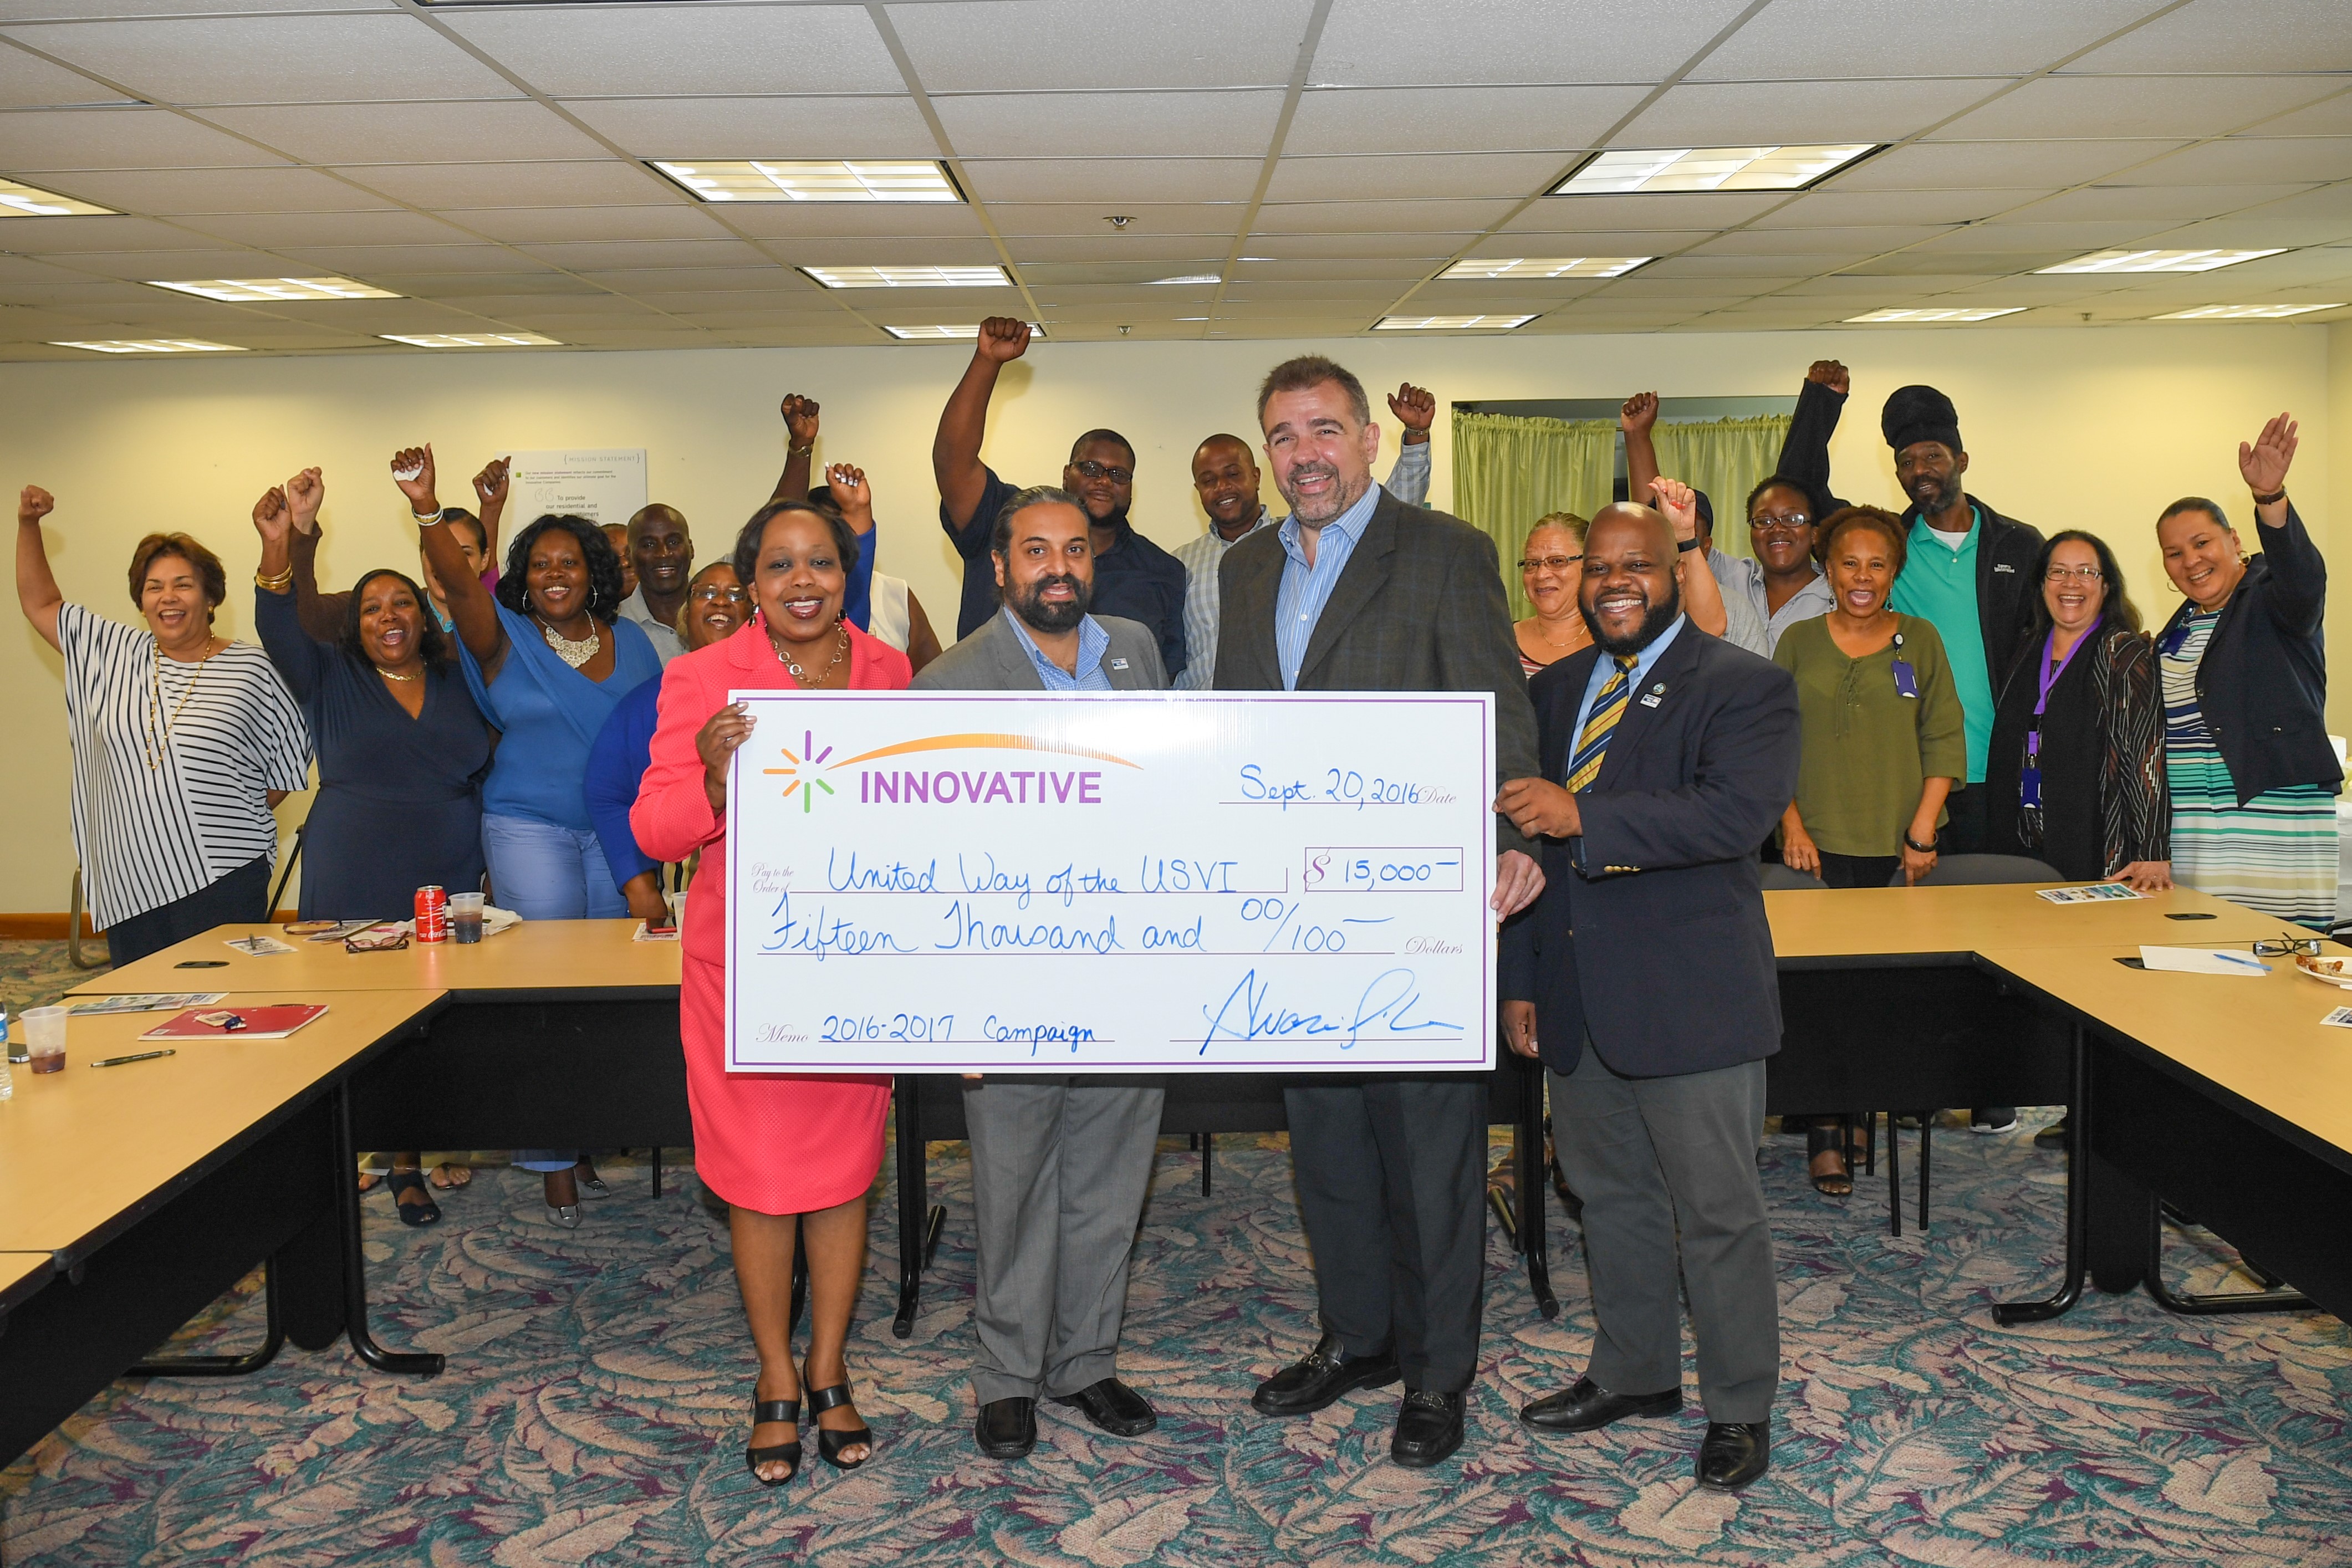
[415,885,448,943]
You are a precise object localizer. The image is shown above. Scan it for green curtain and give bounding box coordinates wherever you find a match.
[1648,413,1793,563]
[1451,411,1616,619]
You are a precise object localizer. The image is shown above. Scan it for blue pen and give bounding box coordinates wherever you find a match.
[2211,951,2269,972]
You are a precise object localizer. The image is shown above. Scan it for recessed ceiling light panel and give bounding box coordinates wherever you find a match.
[800,265,1009,289]
[1374,314,1535,331]
[652,160,962,204]
[381,332,561,348]
[2152,302,2344,320]
[882,323,1047,340]
[52,338,244,354]
[2037,248,2284,274]
[1845,307,2026,323]
[147,277,400,302]
[0,177,113,217]
[1557,145,1878,196]
[1440,257,1651,280]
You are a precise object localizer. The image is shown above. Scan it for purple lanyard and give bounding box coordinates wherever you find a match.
[2026,627,2089,755]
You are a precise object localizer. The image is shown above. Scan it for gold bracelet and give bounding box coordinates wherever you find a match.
[412,507,443,525]
[256,568,294,592]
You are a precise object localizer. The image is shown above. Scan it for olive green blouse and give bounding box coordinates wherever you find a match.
[1773,613,1967,857]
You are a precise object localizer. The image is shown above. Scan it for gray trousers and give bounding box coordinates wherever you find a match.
[962,1077,1164,1404]
[1550,1051,1780,1423]
[1286,1077,1487,1393]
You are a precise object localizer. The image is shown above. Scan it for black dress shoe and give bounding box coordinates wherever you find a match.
[1520,1376,1682,1434]
[1389,1390,1465,1469]
[1049,1377,1157,1437]
[1695,1420,1770,1491]
[1251,1332,1401,1416]
[974,1396,1037,1459]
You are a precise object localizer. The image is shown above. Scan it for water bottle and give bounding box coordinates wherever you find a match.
[0,1007,13,1102]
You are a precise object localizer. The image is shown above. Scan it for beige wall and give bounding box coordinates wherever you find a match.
[0,322,2335,912]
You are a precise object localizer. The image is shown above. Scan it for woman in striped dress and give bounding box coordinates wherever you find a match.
[15,486,310,964]
[2154,413,2339,927]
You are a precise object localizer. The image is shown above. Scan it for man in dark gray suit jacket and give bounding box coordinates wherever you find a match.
[1497,498,1800,1493]
[1216,355,1543,1469]
[911,484,1169,1462]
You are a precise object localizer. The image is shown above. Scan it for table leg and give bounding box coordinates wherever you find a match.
[1993,1023,2088,1325]
[125,1263,284,1378]
[1518,1055,1557,1319]
[2142,1203,2314,1315]
[333,1085,443,1376]
[892,1075,926,1339]
[1887,1113,1903,1239]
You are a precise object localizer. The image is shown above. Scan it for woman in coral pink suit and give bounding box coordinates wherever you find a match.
[632,498,910,1487]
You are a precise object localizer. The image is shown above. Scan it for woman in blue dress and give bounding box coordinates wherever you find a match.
[390,444,662,1227]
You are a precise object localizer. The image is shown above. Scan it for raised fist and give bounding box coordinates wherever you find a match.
[780,395,820,450]
[1804,360,1850,395]
[1620,391,1659,436]
[1386,382,1436,435]
[18,485,54,527]
[976,318,1032,364]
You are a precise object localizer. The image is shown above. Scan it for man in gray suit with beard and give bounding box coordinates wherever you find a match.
[1216,355,1544,1469]
[913,484,1168,1460]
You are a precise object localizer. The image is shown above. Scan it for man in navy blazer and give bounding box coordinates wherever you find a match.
[1497,487,1799,1493]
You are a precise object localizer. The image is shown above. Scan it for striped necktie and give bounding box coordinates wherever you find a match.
[1563,654,1638,793]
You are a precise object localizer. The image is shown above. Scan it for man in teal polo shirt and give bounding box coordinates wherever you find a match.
[1881,383,2044,1135]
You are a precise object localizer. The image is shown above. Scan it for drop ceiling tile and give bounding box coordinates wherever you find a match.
[930,91,1283,159]
[757,239,1007,268]
[1287,85,1646,155]
[1911,218,2166,251]
[1462,228,1699,257]
[369,277,608,303]
[666,309,876,331]
[1930,75,2341,141]
[1691,0,2160,79]
[0,43,133,106]
[443,4,901,96]
[172,210,481,248]
[2104,138,2352,186]
[1231,257,1438,281]
[1006,236,1228,263]
[35,166,394,214]
[889,0,1311,91]
[201,101,606,165]
[2254,96,2352,137]
[2236,184,2352,222]
[985,203,1236,238]
[335,161,683,210]
[0,214,244,252]
[416,292,648,317]
[1825,139,2187,189]
[544,328,719,348]
[1019,261,1228,286]
[438,206,736,245]
[712,204,992,241]
[1241,231,1467,258]
[0,105,288,168]
[1312,0,1751,86]
[1514,191,1789,230]
[274,242,550,273]
[1253,199,1518,234]
[513,238,774,272]
[625,290,845,314]
[2066,0,2352,74]
[561,95,937,160]
[1752,189,2057,227]
[573,267,814,293]
[2021,183,2319,222]
[2136,218,2352,252]
[1404,280,1604,307]
[1690,224,1951,255]
[1637,253,1846,278]
[1211,299,1385,320]
[1837,250,2073,275]
[1263,153,1568,202]
[1616,78,2001,147]
[1547,274,1739,300]
[960,159,1261,206]
[0,15,519,106]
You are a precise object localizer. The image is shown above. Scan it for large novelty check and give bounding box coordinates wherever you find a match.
[724,692,1497,1074]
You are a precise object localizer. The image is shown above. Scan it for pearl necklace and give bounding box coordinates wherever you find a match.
[538,618,600,669]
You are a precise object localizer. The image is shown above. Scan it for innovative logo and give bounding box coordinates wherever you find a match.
[757,724,1140,821]
[762,729,838,814]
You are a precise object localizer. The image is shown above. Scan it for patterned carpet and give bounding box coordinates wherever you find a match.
[3,933,2349,1565]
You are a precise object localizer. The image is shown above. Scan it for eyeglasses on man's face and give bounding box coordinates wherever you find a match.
[691,584,749,604]
[2044,564,2105,583]
[1071,459,1133,484]
[1519,554,1584,573]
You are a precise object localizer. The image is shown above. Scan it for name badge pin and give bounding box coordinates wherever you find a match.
[1109,658,1130,670]
[1639,682,1666,708]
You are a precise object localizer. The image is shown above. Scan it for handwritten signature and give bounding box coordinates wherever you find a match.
[1196,967,1460,1055]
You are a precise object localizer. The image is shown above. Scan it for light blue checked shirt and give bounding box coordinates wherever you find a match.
[1274,480,1385,691]
[1569,615,1687,782]
[1003,606,1113,692]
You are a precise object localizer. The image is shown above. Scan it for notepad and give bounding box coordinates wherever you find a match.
[2138,946,2271,976]
[2037,883,2146,904]
[67,992,226,1015]
[2322,1007,2352,1029]
[140,1004,328,1040]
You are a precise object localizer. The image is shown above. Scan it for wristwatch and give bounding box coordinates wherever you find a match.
[2251,486,2287,507]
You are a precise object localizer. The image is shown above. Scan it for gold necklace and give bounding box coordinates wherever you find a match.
[537,616,600,669]
[143,641,218,771]
[775,619,849,686]
[377,666,421,683]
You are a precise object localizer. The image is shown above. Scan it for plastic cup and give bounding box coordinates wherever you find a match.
[450,892,486,945]
[24,1005,65,1072]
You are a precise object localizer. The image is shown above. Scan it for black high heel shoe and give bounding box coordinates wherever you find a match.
[746,1390,802,1487]
[803,1368,874,1471]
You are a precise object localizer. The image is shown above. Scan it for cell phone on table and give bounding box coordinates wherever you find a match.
[644,909,677,935]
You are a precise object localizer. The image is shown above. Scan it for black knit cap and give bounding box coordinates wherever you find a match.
[1881,384,1963,456]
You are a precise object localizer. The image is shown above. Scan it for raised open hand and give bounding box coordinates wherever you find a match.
[780,395,820,450]
[824,463,873,532]
[1386,382,1436,437]
[472,456,509,511]
[976,317,1032,364]
[1620,391,1659,436]
[253,484,292,543]
[389,445,438,514]
[18,485,54,527]
[2238,411,2298,497]
[1651,475,1698,540]
[285,467,324,533]
[1804,359,1850,395]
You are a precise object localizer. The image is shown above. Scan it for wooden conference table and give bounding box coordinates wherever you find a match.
[7,883,2339,1468]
